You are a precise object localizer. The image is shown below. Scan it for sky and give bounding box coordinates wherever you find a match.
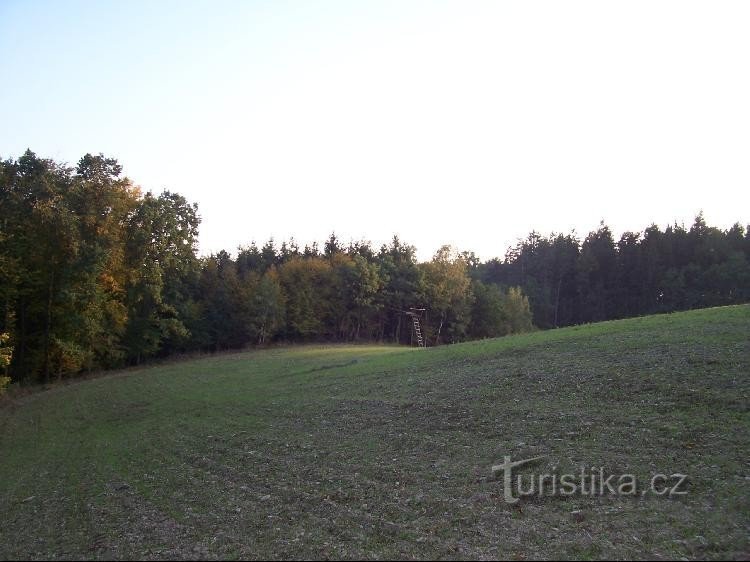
[1,0,749,261]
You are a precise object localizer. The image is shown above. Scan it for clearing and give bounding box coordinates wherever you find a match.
[1,305,748,559]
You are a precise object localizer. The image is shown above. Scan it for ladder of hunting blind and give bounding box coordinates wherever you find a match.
[411,315,425,347]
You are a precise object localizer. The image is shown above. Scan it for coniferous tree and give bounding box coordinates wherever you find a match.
[2,150,748,381]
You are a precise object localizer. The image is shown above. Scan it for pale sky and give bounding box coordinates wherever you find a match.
[1,0,749,260]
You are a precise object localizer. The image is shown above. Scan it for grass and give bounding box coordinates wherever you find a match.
[1,305,748,560]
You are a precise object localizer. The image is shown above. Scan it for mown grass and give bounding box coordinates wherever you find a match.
[1,305,748,560]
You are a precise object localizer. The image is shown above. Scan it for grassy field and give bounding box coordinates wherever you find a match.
[1,306,748,560]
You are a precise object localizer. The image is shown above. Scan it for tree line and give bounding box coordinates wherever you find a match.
[1,151,748,385]
[477,217,750,329]
[0,151,533,384]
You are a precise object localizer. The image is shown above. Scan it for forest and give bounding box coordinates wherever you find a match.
[1,150,748,385]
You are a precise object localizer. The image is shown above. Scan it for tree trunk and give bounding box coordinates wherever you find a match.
[258,323,266,345]
[18,297,26,380]
[435,312,445,346]
[42,270,54,384]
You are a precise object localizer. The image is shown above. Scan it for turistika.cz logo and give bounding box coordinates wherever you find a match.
[491,456,688,504]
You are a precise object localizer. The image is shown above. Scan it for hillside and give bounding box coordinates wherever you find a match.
[1,305,748,560]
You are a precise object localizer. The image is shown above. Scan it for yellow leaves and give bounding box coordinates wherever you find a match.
[0,332,12,370]
[421,246,473,311]
[98,271,122,293]
[0,333,12,393]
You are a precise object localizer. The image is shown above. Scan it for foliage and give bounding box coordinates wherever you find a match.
[480,214,750,329]
[1,150,748,382]
[0,332,11,394]
[420,246,473,344]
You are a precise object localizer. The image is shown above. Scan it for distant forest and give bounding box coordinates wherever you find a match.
[1,150,748,385]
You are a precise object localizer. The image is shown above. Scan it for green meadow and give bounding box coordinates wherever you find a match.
[1,305,748,560]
